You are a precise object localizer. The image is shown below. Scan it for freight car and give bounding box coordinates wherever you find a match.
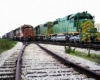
[2,31,14,40]
[2,24,35,41]
[2,33,7,39]
[35,11,100,43]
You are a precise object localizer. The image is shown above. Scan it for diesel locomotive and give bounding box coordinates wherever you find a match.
[35,11,100,43]
[2,11,100,43]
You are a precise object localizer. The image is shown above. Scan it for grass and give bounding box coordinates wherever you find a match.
[65,46,100,64]
[0,39,17,54]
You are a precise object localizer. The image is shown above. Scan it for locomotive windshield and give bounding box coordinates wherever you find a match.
[78,13,93,20]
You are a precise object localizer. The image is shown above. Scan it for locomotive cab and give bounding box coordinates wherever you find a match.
[73,11,99,43]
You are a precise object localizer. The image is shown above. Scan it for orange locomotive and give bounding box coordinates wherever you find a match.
[21,24,35,41]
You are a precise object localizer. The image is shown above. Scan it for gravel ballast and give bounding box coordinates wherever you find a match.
[0,42,23,67]
[39,43,100,71]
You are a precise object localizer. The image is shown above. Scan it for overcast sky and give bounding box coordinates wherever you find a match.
[0,0,100,37]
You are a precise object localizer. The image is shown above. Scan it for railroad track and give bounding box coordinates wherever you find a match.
[0,53,16,80]
[37,43,100,79]
[0,42,100,80]
[0,49,22,80]
[0,42,27,80]
[37,41,100,50]
[21,42,100,80]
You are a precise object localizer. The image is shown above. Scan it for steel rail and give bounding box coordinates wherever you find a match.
[36,43,100,80]
[37,41,100,50]
[15,42,27,80]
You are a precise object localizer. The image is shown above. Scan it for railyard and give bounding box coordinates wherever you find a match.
[0,41,100,80]
[1,0,100,79]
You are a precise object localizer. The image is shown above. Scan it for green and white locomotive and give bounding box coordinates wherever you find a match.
[35,22,53,41]
[35,11,100,43]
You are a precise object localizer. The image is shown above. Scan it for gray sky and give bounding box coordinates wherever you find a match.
[0,0,100,37]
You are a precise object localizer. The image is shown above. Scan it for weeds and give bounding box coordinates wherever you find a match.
[0,39,17,54]
[64,46,71,53]
[64,46,100,64]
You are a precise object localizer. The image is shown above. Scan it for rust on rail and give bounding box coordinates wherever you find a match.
[15,42,27,80]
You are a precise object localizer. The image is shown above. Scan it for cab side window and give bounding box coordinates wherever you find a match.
[74,16,77,27]
[70,18,74,23]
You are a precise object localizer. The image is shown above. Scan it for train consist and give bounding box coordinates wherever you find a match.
[35,11,100,43]
[2,24,35,41]
[2,11,100,43]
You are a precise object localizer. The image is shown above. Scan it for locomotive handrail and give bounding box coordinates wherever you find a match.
[15,42,27,80]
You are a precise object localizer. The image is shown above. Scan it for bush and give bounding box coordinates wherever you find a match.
[64,45,72,53]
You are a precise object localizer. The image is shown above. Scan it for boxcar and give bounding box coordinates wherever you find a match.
[8,31,14,40]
